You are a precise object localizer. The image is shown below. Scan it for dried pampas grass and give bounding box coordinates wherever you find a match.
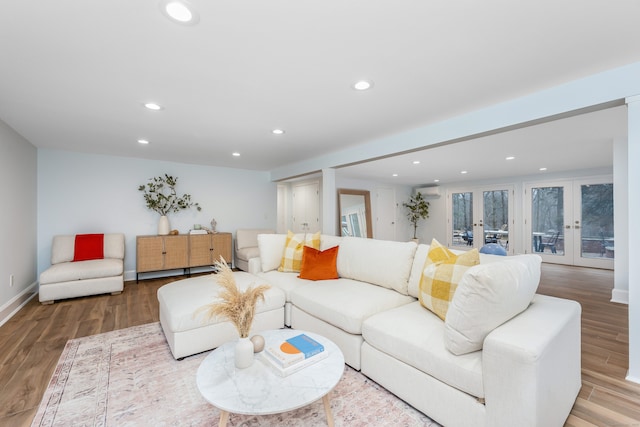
[195,256,270,338]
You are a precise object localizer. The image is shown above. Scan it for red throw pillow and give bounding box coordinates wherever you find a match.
[298,245,339,281]
[73,234,104,262]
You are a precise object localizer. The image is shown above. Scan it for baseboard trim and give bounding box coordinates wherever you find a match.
[626,371,640,385]
[611,289,629,305]
[0,281,38,327]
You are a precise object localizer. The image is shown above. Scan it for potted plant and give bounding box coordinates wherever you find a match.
[403,191,430,242]
[138,174,201,235]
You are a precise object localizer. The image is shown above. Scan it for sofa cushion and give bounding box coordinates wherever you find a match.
[161,272,285,334]
[39,258,124,285]
[258,233,288,272]
[336,237,417,295]
[298,246,339,281]
[362,301,484,398]
[278,231,321,273]
[257,271,306,301]
[236,229,275,250]
[445,254,542,355]
[73,234,104,262]
[290,278,415,334]
[419,245,479,320]
[51,233,125,265]
[236,246,260,262]
[320,234,343,250]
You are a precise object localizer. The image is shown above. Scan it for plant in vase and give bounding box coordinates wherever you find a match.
[138,174,201,235]
[195,257,271,368]
[403,191,430,242]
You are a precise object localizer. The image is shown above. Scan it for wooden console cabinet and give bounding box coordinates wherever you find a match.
[136,232,232,281]
[189,233,232,267]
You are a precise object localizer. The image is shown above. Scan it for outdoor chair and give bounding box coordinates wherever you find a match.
[540,231,560,254]
[462,230,473,246]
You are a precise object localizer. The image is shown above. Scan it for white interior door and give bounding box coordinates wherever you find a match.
[375,187,396,241]
[292,181,319,233]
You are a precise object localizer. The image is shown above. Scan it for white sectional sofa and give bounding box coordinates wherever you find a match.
[39,233,125,304]
[246,233,581,427]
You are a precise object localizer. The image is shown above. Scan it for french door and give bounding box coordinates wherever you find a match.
[448,185,514,254]
[524,177,613,269]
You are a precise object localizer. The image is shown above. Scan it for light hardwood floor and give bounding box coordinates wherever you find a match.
[0,264,638,426]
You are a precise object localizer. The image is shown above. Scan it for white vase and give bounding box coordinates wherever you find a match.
[158,215,170,235]
[235,337,254,369]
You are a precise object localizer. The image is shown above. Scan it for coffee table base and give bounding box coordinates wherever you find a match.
[217,393,334,427]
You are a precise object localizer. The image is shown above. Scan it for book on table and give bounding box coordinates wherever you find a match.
[262,333,327,376]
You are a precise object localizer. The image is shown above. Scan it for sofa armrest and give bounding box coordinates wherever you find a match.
[482,294,581,427]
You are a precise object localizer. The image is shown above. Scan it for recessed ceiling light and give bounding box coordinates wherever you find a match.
[434,179,440,183]
[144,102,162,111]
[160,0,199,25]
[353,80,373,91]
[272,129,285,135]
[392,173,398,177]
[412,160,420,165]
[539,167,547,171]
[137,139,150,144]
[460,170,468,174]
[232,152,240,157]
[506,156,515,160]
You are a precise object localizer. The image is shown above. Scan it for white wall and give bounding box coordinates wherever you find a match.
[0,118,37,316]
[37,149,277,279]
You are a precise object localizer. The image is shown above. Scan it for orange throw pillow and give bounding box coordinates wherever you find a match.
[298,246,339,281]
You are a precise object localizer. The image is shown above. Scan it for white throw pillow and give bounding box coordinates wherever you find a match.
[444,255,542,355]
[257,233,288,272]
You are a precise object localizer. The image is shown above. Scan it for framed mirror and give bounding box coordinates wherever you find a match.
[337,189,373,238]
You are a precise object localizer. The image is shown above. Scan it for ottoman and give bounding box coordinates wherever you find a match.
[158,272,286,359]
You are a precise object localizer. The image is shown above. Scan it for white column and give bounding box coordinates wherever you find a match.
[321,168,336,236]
[612,137,629,303]
[626,94,640,383]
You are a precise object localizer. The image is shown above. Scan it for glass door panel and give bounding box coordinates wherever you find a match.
[530,186,566,257]
[451,191,474,249]
[574,181,614,269]
[483,190,510,249]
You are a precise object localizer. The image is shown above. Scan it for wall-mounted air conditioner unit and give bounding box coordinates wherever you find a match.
[414,186,441,198]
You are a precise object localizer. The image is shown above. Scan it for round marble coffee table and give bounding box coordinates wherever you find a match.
[196,329,345,427]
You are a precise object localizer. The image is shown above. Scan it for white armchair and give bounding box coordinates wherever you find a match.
[39,233,125,304]
[234,229,274,272]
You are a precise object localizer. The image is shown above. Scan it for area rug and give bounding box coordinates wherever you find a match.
[31,323,439,426]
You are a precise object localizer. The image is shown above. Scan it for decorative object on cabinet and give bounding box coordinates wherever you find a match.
[138,174,201,235]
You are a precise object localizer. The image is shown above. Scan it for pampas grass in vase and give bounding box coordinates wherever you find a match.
[195,256,270,368]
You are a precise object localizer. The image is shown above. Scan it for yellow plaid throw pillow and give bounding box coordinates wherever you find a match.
[278,231,321,272]
[419,239,479,320]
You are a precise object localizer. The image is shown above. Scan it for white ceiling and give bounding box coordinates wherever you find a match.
[0,1,638,185]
